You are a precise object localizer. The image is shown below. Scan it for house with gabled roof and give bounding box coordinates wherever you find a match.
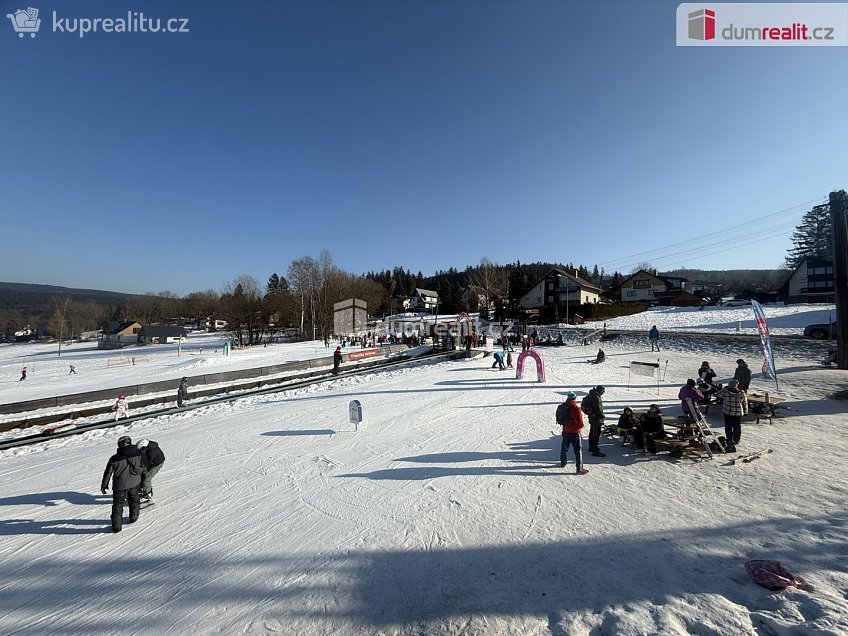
[409,288,439,312]
[97,320,142,350]
[611,270,701,306]
[781,256,834,303]
[518,268,601,313]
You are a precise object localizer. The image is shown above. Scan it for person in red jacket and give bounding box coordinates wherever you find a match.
[556,391,589,475]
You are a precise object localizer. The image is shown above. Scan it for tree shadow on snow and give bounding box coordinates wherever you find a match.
[2,512,846,632]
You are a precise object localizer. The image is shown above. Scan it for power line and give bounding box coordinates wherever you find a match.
[597,197,825,272]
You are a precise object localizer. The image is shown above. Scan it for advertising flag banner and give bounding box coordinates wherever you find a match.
[751,300,778,383]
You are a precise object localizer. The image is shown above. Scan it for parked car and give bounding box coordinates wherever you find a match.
[719,298,751,307]
[804,322,838,339]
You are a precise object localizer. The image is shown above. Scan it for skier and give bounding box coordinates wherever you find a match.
[176,377,188,408]
[333,346,343,374]
[68,364,76,375]
[137,438,165,504]
[506,351,514,368]
[19,366,27,381]
[648,325,660,352]
[100,435,145,533]
[582,385,606,457]
[556,391,588,475]
[112,395,129,421]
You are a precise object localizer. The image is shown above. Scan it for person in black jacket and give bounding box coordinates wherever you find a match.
[734,359,752,392]
[176,377,188,408]
[101,435,146,533]
[137,438,165,503]
[333,346,343,374]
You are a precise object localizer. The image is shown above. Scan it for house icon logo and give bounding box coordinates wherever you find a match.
[6,6,41,38]
[688,8,716,40]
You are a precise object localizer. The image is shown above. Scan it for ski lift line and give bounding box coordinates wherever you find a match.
[598,210,810,271]
[599,218,798,271]
[647,227,794,270]
[636,228,793,272]
[596,197,825,270]
[607,223,795,274]
[613,219,796,267]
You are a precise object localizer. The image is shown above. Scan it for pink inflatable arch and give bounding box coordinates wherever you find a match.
[516,349,546,382]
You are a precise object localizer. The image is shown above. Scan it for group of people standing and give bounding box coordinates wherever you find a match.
[677,358,752,452]
[556,353,759,470]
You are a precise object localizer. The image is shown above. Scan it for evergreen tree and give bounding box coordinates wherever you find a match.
[785,203,832,269]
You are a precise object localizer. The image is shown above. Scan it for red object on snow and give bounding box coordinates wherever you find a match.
[745,560,810,591]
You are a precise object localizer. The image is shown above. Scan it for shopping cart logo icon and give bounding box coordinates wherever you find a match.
[6,6,41,38]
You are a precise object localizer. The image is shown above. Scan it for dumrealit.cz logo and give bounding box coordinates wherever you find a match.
[5,6,190,39]
[677,3,848,46]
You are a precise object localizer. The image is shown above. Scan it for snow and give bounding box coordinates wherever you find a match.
[1,306,846,635]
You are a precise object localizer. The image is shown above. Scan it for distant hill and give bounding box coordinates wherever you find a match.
[0,282,137,312]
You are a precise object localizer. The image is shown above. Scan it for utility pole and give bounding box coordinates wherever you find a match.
[830,190,848,369]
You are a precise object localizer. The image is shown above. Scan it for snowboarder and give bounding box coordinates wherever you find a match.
[648,325,660,352]
[556,391,588,475]
[734,359,752,392]
[716,379,748,453]
[68,364,76,375]
[100,435,146,533]
[19,366,27,381]
[137,438,165,503]
[176,377,188,408]
[333,346,343,374]
[582,385,606,457]
[112,395,129,421]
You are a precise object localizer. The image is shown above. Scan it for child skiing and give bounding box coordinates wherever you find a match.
[112,395,129,421]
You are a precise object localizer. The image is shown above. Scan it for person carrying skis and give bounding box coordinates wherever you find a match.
[556,391,588,475]
[648,325,660,352]
[100,435,145,533]
[112,395,129,421]
[678,379,705,420]
[176,377,188,408]
[136,438,165,503]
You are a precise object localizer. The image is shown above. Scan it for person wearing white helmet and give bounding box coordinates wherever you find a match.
[112,395,129,421]
[100,435,146,532]
[136,438,165,503]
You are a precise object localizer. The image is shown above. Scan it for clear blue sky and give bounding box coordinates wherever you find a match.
[2,0,846,295]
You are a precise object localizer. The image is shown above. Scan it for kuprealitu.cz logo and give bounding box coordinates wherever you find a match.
[5,6,190,39]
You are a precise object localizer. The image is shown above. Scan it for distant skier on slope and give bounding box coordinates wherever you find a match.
[112,395,129,421]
